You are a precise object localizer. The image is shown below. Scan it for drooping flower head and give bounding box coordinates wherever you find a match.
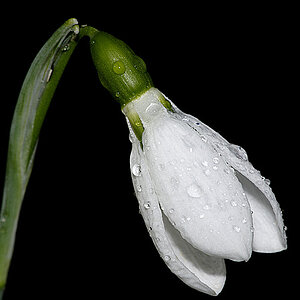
[1,20,287,299]
[89,30,287,295]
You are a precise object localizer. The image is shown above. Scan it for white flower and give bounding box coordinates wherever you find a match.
[124,88,287,295]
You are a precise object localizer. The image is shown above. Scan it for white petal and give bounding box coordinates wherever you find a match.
[169,100,287,253]
[124,91,254,261]
[235,172,287,252]
[130,139,226,295]
[144,117,253,261]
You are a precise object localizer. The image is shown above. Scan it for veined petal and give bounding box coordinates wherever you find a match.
[168,98,287,253]
[130,137,226,295]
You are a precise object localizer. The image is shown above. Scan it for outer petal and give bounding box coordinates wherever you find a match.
[169,98,287,253]
[126,89,253,262]
[142,115,253,261]
[129,136,226,295]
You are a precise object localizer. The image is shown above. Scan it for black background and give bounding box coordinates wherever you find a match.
[0,3,296,299]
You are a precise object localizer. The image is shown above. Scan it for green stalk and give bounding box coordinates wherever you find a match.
[0,18,81,298]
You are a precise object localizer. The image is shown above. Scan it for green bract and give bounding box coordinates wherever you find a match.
[90,31,153,107]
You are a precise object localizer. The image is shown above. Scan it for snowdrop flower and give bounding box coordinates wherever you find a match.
[125,88,287,295]
[89,30,287,295]
[2,20,287,298]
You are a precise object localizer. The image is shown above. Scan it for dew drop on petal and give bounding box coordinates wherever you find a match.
[213,157,219,164]
[143,202,151,209]
[230,200,237,207]
[132,164,141,176]
[200,135,207,142]
[164,255,171,261]
[264,178,271,185]
[233,225,241,232]
[187,183,202,198]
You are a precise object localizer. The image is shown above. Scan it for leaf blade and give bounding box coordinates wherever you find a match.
[0,18,80,291]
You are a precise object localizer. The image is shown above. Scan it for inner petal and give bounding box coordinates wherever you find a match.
[162,213,226,295]
[236,172,287,252]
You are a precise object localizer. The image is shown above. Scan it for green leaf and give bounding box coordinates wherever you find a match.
[0,18,80,294]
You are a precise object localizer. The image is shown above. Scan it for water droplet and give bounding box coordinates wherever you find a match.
[228,144,248,161]
[250,226,255,233]
[62,44,70,52]
[132,164,141,176]
[199,213,205,219]
[143,202,151,209]
[200,135,207,142]
[135,120,143,128]
[233,225,241,232]
[187,183,202,198]
[264,178,271,185]
[169,208,174,214]
[242,218,247,224]
[230,200,237,207]
[129,133,134,143]
[112,60,126,75]
[137,185,142,192]
[115,91,120,98]
[213,157,219,164]
[164,255,171,261]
